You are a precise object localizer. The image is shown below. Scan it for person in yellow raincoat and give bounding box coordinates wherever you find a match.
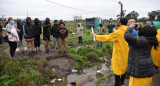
[91,18,129,86]
[151,23,160,73]
[124,23,158,86]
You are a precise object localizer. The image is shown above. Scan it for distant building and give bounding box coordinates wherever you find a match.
[86,18,102,29]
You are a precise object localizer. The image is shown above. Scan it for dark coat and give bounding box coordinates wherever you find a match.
[43,18,51,38]
[51,24,59,38]
[107,24,115,33]
[0,25,3,34]
[17,21,23,35]
[34,23,42,36]
[24,23,35,39]
[124,27,156,78]
[43,23,51,37]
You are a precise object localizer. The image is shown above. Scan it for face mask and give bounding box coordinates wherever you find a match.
[11,20,14,24]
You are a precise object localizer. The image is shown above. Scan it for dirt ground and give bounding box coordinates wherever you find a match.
[97,72,160,86]
[15,43,74,77]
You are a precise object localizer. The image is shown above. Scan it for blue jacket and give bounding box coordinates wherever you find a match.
[129,28,137,48]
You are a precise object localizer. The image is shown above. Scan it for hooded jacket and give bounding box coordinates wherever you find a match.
[17,20,23,34]
[52,23,59,38]
[124,27,156,78]
[77,23,83,37]
[43,18,51,37]
[33,18,42,36]
[151,29,160,67]
[96,25,129,75]
[24,17,35,39]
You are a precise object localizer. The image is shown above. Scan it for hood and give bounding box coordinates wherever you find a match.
[17,20,21,25]
[26,17,31,25]
[34,18,39,25]
[78,23,82,27]
[45,17,50,24]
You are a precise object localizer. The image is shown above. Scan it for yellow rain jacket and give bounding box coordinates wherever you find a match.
[151,29,160,67]
[96,25,129,75]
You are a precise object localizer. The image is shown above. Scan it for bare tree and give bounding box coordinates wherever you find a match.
[73,16,82,22]
[0,15,5,24]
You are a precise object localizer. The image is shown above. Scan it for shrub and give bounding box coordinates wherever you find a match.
[67,48,77,54]
[77,46,92,56]
[96,49,103,57]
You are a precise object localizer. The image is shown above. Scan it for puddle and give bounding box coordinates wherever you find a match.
[16,47,27,52]
[55,62,110,86]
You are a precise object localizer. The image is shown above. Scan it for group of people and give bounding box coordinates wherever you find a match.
[91,18,160,86]
[1,16,160,86]
[3,17,68,59]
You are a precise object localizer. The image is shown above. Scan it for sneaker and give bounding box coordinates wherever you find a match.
[11,56,16,59]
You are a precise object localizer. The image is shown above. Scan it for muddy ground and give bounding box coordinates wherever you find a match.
[98,71,160,86]
[16,50,74,77]
[14,42,75,77]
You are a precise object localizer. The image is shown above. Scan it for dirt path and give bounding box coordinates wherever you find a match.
[97,72,160,86]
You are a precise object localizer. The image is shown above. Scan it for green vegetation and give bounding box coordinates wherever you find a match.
[0,21,114,85]
[0,56,57,86]
[0,43,57,86]
[96,70,114,84]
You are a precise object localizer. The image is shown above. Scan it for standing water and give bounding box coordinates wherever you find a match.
[55,62,110,86]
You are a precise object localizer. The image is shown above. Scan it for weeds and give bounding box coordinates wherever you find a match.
[0,57,57,85]
[96,70,114,84]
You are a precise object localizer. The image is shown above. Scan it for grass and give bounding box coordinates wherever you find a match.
[0,21,115,85]
[0,56,58,86]
[0,43,58,86]
[96,70,114,84]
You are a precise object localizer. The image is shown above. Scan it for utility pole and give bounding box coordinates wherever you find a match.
[118,1,123,18]
[27,9,28,17]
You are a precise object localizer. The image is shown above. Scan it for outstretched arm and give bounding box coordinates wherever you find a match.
[91,31,117,42]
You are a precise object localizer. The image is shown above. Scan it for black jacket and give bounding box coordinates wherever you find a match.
[0,25,3,33]
[34,23,42,36]
[43,23,51,37]
[24,18,35,39]
[51,24,59,37]
[17,21,23,34]
[124,27,156,78]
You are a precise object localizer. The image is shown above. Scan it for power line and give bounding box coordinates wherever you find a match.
[46,0,89,12]
[46,0,120,13]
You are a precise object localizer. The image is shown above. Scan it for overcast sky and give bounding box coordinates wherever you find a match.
[0,0,160,20]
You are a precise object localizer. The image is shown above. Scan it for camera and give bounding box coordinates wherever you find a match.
[135,23,138,28]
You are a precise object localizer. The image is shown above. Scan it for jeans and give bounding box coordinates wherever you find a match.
[58,38,67,51]
[53,37,59,48]
[8,41,17,57]
[114,74,126,86]
[97,41,103,47]
[78,36,82,44]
